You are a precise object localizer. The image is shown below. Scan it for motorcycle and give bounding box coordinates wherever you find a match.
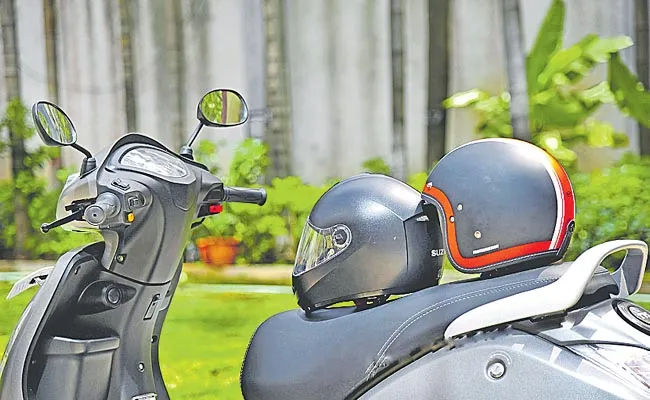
[2,89,650,400]
[0,89,267,400]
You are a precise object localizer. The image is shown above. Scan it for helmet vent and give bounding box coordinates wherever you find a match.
[472,244,500,255]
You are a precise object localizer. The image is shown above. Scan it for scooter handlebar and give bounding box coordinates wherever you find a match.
[223,186,267,206]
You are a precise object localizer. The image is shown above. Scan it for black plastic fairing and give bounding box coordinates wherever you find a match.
[91,140,204,284]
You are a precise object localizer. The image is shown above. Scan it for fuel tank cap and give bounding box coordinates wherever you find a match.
[613,300,650,335]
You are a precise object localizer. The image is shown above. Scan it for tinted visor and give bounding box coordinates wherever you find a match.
[293,220,352,276]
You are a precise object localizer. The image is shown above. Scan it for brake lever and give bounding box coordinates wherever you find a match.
[41,200,94,233]
[41,208,86,233]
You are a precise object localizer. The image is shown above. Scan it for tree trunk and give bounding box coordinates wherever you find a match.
[1,0,29,259]
[390,0,407,180]
[500,0,531,141]
[426,0,450,167]
[166,0,186,150]
[43,0,62,185]
[636,0,650,155]
[264,0,292,181]
[119,0,137,132]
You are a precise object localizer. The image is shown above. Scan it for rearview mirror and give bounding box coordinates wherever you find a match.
[31,101,77,146]
[197,89,248,127]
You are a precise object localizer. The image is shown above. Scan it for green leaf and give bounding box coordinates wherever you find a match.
[538,44,587,89]
[608,52,650,128]
[583,36,633,63]
[526,0,565,94]
[585,122,615,147]
[442,89,489,108]
[536,35,631,90]
[531,93,592,128]
[578,82,614,107]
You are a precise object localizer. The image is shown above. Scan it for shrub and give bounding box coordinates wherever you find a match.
[361,157,392,175]
[566,155,650,261]
[0,100,97,259]
[0,171,99,260]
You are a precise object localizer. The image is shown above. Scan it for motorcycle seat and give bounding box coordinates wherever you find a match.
[240,263,617,400]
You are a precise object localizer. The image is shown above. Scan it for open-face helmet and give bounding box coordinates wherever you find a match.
[421,138,575,274]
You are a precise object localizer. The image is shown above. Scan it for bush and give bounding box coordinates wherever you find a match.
[196,175,331,264]
[361,157,392,175]
[566,155,650,261]
[0,172,99,260]
[0,100,97,259]
[193,139,332,264]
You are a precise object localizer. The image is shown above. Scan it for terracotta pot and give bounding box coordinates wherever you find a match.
[195,237,239,266]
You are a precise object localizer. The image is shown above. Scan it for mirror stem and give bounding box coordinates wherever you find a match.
[186,122,204,148]
[72,143,92,159]
[180,122,204,160]
[70,143,95,175]
[80,157,97,176]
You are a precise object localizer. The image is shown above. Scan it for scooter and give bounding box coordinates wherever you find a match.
[2,90,650,400]
[241,239,650,399]
[0,89,267,400]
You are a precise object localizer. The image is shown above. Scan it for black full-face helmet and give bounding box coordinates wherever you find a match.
[292,174,444,312]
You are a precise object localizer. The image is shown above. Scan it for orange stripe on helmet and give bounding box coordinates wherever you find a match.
[422,185,553,270]
[545,153,575,251]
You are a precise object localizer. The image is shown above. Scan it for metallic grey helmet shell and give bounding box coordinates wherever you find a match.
[292,174,444,311]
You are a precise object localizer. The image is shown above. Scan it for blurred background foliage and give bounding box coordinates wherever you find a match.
[444,0,648,167]
[0,0,650,267]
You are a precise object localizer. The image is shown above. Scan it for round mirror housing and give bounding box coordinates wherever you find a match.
[31,101,77,146]
[197,89,249,127]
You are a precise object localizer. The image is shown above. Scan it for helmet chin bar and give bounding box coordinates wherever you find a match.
[444,240,648,339]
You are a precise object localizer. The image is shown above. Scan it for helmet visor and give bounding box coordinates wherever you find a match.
[293,220,352,276]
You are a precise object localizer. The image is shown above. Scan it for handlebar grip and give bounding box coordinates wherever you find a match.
[84,193,121,225]
[223,187,267,206]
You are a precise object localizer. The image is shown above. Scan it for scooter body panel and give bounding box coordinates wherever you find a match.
[0,241,182,400]
[0,243,100,399]
[361,328,645,400]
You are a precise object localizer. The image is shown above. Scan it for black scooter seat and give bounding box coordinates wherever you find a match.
[240,263,617,400]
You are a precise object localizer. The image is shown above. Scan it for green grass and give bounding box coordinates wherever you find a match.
[0,282,296,399]
[3,278,650,399]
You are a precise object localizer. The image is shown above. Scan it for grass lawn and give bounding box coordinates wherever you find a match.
[0,282,297,399]
[3,279,650,399]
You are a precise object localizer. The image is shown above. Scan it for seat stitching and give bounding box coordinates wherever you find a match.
[364,277,557,378]
[370,277,555,363]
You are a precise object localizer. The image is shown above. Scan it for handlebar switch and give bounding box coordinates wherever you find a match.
[197,203,223,218]
[110,178,131,191]
[126,192,145,211]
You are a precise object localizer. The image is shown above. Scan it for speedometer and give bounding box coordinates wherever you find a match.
[120,147,188,178]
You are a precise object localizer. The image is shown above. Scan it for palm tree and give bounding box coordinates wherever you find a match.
[264,0,292,180]
[500,0,531,141]
[42,0,63,184]
[1,0,29,258]
[119,0,137,132]
[390,0,407,180]
[168,0,186,150]
[636,0,650,155]
[426,0,450,167]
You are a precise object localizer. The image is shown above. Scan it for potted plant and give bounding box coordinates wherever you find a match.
[189,139,241,267]
[192,210,240,267]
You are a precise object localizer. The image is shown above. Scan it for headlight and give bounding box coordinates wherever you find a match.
[571,344,650,394]
[120,147,188,178]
